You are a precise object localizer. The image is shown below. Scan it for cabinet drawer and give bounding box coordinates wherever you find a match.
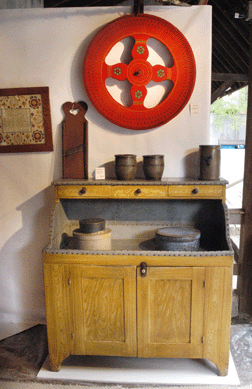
[168,185,224,199]
[56,185,112,199]
[113,185,167,198]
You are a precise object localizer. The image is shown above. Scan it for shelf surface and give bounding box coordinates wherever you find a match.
[53,178,229,186]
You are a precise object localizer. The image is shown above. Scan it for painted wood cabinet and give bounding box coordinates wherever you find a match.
[43,179,233,376]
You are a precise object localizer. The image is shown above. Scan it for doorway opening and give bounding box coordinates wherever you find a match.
[210,86,247,319]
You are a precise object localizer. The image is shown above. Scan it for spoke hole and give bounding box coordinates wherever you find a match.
[105,78,133,107]
[105,37,134,65]
[147,38,174,67]
[144,80,174,108]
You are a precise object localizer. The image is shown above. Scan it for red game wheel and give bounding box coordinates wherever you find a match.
[83,14,196,130]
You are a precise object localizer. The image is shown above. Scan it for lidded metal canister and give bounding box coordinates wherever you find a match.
[79,218,105,234]
[155,227,201,251]
[73,218,111,250]
[199,145,221,181]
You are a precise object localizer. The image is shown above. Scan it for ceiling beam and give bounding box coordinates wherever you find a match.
[212,73,248,82]
[211,79,235,104]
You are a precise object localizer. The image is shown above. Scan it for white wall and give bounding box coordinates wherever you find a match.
[0,5,211,325]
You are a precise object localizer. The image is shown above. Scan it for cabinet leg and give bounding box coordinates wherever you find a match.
[50,362,61,372]
[49,355,66,372]
[217,366,228,376]
[209,359,229,376]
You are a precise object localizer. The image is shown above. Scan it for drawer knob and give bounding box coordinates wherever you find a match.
[79,187,87,195]
[135,188,142,195]
[192,188,199,195]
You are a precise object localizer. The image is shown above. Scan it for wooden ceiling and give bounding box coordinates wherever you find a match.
[209,0,250,103]
[44,0,251,103]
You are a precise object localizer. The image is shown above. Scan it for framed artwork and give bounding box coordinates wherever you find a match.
[0,87,53,153]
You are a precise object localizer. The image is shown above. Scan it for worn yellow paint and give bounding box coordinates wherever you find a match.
[55,185,113,200]
[137,267,205,358]
[44,181,232,375]
[168,185,225,201]
[54,183,226,201]
[113,185,167,198]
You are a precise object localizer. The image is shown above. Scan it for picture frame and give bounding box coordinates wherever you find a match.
[0,86,53,153]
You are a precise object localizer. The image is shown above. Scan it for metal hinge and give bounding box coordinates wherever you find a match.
[201,336,204,343]
[203,280,206,288]
[68,278,71,286]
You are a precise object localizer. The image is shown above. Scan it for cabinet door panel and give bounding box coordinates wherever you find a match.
[137,267,205,358]
[149,278,191,344]
[72,265,137,357]
[83,277,125,342]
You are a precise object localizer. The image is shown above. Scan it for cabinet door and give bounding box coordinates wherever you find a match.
[72,265,137,357]
[137,266,205,358]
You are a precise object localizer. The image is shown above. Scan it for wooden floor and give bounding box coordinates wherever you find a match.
[0,323,252,386]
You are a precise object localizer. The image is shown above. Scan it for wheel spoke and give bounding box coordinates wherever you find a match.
[131,34,149,60]
[130,85,147,110]
[152,64,177,83]
[102,63,128,81]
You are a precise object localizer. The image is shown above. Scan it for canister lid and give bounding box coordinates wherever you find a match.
[155,227,201,242]
[79,218,105,234]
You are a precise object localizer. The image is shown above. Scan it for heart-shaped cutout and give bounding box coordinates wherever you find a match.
[70,108,80,115]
